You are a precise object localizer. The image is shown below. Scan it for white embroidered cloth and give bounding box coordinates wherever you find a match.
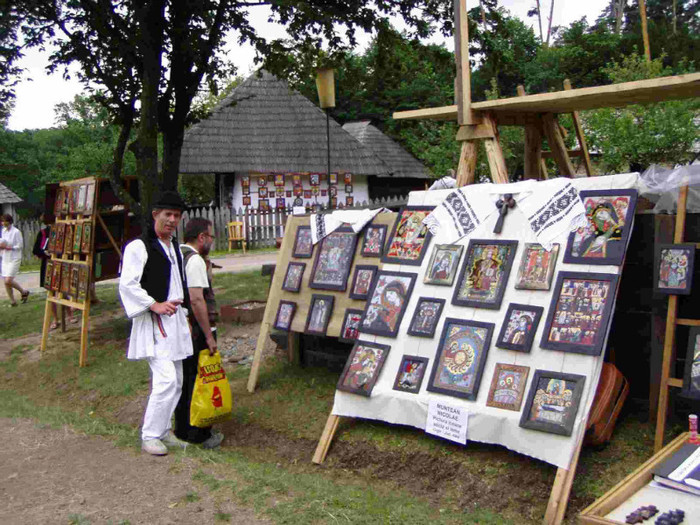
[423,178,587,250]
[310,208,387,244]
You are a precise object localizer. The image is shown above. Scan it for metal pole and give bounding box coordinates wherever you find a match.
[326,108,332,209]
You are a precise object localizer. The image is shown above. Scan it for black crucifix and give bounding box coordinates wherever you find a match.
[493,194,516,233]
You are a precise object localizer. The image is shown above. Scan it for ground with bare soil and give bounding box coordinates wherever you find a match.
[0,418,268,525]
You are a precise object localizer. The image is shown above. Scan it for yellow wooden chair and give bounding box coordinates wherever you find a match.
[227,221,246,253]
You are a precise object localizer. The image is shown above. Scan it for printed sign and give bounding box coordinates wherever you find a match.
[425,399,468,444]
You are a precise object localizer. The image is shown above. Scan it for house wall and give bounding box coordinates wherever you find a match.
[1,203,16,217]
[228,172,369,211]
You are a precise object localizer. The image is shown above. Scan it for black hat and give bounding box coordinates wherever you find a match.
[153,190,186,211]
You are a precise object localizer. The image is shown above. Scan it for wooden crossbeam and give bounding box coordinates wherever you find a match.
[393,73,700,121]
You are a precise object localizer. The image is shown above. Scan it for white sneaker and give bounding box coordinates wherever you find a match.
[142,439,168,456]
[202,430,224,450]
[161,431,188,450]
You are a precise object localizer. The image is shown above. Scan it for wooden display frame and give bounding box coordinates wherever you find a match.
[579,433,690,524]
[40,176,134,367]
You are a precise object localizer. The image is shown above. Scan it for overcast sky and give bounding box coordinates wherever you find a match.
[7,0,609,131]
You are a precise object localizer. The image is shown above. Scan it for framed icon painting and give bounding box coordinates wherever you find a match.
[54,223,65,255]
[359,271,417,338]
[273,300,297,331]
[259,187,268,198]
[44,260,53,289]
[259,199,270,211]
[349,265,378,300]
[48,226,57,254]
[424,244,464,286]
[282,262,306,292]
[309,228,358,291]
[63,224,73,256]
[304,294,334,336]
[682,327,700,400]
[540,271,619,356]
[563,188,637,266]
[329,173,338,184]
[654,243,695,295]
[77,266,89,301]
[392,355,429,394]
[426,318,494,401]
[257,175,267,186]
[242,196,251,206]
[310,173,320,186]
[274,173,285,187]
[514,243,559,291]
[407,297,445,338]
[83,183,95,215]
[51,262,62,292]
[361,224,387,257]
[337,340,390,397]
[452,239,518,310]
[495,303,544,353]
[345,196,354,207]
[344,173,352,184]
[72,223,83,254]
[485,363,530,411]
[80,223,92,254]
[381,206,434,266]
[292,226,313,258]
[519,370,586,436]
[339,308,364,343]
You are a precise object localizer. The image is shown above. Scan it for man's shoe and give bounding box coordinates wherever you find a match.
[161,431,188,450]
[201,430,224,450]
[142,439,168,456]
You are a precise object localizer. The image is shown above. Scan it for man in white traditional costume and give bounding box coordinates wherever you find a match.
[119,191,193,456]
[175,217,224,449]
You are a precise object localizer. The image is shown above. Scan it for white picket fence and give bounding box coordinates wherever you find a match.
[13,194,408,262]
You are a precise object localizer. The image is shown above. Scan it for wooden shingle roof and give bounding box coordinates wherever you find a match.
[342,121,431,179]
[180,70,391,176]
[0,182,21,204]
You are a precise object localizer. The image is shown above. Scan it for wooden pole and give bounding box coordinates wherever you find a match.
[542,113,576,177]
[454,0,478,126]
[312,413,341,464]
[518,86,544,180]
[456,141,478,186]
[655,184,689,451]
[639,0,652,63]
[564,79,593,176]
[481,113,509,184]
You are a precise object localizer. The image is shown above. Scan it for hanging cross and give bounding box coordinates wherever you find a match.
[493,194,516,233]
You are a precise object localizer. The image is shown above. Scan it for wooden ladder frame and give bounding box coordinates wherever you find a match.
[654,183,693,452]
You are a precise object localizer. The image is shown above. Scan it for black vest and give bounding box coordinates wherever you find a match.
[181,244,218,326]
[137,227,190,311]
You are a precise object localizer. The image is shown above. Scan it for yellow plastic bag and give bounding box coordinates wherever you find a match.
[190,349,232,427]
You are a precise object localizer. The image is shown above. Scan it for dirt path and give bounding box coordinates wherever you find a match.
[0,418,268,525]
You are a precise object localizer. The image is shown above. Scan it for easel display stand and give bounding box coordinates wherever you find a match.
[654,184,692,451]
[40,176,134,366]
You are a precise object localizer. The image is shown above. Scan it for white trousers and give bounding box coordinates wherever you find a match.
[141,357,183,441]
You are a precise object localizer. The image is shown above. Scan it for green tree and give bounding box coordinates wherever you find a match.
[583,53,699,173]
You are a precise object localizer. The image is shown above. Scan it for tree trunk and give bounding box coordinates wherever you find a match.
[546,0,555,46]
[536,0,544,43]
[129,0,166,225]
[615,0,623,34]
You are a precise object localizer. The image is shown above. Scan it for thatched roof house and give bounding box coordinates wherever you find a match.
[0,182,21,217]
[180,70,431,210]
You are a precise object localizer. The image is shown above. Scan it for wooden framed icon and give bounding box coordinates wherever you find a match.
[44,260,53,289]
[54,223,65,255]
[70,264,80,297]
[83,183,95,215]
[309,173,320,186]
[304,190,312,199]
[77,266,89,301]
[274,173,285,187]
[345,196,354,207]
[259,187,268,198]
[63,224,74,256]
[76,184,87,214]
[381,206,434,267]
[336,340,390,397]
[293,226,313,258]
[563,188,637,266]
[452,239,518,310]
[241,175,250,187]
[344,173,352,184]
[485,363,530,411]
[654,243,695,295]
[48,226,57,254]
[54,188,65,216]
[349,265,378,300]
[339,308,364,343]
[407,297,445,338]
[392,355,429,394]
[273,300,297,331]
[519,369,586,436]
[259,198,270,211]
[345,184,353,194]
[329,173,338,184]
[496,303,544,353]
[282,262,306,292]
[51,262,62,291]
[304,294,334,336]
[426,318,494,401]
[540,271,619,356]
[242,196,251,206]
[257,175,267,186]
[309,227,358,292]
[359,270,417,338]
[514,243,559,291]
[276,197,285,209]
[60,262,71,294]
[72,223,83,254]
[424,244,463,286]
[360,224,387,258]
[682,327,700,400]
[80,223,92,254]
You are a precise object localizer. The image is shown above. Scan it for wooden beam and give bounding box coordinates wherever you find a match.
[454,0,479,125]
[456,124,495,141]
[393,73,700,120]
[482,114,509,184]
[312,413,341,464]
[639,0,652,63]
[518,85,543,180]
[542,113,576,177]
[456,140,478,186]
[564,79,593,176]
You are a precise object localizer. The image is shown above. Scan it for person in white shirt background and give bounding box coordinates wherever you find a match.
[0,214,29,307]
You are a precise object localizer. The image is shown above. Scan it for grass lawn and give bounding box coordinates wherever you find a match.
[0,271,681,524]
